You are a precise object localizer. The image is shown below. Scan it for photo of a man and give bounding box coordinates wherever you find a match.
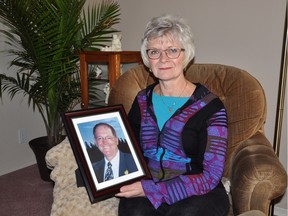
[92,122,138,183]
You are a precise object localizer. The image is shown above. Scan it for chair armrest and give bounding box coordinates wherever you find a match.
[45,137,119,216]
[45,137,78,185]
[230,132,287,215]
[45,137,74,170]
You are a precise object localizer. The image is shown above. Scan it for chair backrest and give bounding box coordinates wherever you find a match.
[108,64,267,177]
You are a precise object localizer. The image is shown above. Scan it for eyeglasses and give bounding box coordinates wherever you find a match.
[146,48,185,59]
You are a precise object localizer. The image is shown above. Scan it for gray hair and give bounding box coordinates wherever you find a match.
[141,14,195,68]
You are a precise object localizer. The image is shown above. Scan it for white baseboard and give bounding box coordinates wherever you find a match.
[0,161,36,176]
[274,207,288,216]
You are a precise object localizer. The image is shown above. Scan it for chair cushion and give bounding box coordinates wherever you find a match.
[238,210,266,216]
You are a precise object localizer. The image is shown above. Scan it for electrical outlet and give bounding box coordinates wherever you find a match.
[18,129,27,144]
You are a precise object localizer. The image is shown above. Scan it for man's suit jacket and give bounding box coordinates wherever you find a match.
[93,150,138,183]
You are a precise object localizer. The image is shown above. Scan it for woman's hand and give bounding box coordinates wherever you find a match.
[115,181,145,198]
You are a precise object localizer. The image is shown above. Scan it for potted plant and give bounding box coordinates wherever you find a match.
[0,0,121,180]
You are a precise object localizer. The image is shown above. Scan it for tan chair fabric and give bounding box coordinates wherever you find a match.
[46,64,287,216]
[108,64,287,215]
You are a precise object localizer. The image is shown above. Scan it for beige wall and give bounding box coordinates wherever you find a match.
[0,0,286,213]
[0,24,46,173]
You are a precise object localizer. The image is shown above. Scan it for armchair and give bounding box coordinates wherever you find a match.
[46,64,287,216]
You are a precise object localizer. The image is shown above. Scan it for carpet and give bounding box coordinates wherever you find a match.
[0,164,53,216]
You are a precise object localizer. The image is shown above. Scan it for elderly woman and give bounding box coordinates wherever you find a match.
[116,14,229,216]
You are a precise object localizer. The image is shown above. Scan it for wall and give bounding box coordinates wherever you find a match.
[114,0,285,148]
[0,0,287,213]
[0,23,46,174]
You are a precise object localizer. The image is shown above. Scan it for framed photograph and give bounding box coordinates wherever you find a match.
[62,104,151,203]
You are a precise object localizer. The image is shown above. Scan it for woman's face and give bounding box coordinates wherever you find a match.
[147,35,185,81]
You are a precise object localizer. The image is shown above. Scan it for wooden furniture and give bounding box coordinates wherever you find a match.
[79,51,142,109]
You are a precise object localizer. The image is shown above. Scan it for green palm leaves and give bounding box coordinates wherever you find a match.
[0,0,121,146]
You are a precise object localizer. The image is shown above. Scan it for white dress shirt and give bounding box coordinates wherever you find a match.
[104,150,120,178]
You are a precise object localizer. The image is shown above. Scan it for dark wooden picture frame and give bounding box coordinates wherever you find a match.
[62,104,151,203]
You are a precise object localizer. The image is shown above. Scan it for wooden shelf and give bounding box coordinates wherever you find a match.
[79,51,142,109]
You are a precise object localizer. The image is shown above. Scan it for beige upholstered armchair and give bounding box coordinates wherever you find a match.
[46,64,287,216]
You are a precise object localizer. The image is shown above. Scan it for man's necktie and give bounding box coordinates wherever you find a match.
[104,162,114,181]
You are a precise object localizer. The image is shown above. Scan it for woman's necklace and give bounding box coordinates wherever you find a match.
[159,81,188,113]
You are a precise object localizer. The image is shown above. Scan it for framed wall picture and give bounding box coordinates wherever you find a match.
[61,104,151,203]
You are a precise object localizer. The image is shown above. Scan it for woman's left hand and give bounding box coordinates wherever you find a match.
[115,181,145,198]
